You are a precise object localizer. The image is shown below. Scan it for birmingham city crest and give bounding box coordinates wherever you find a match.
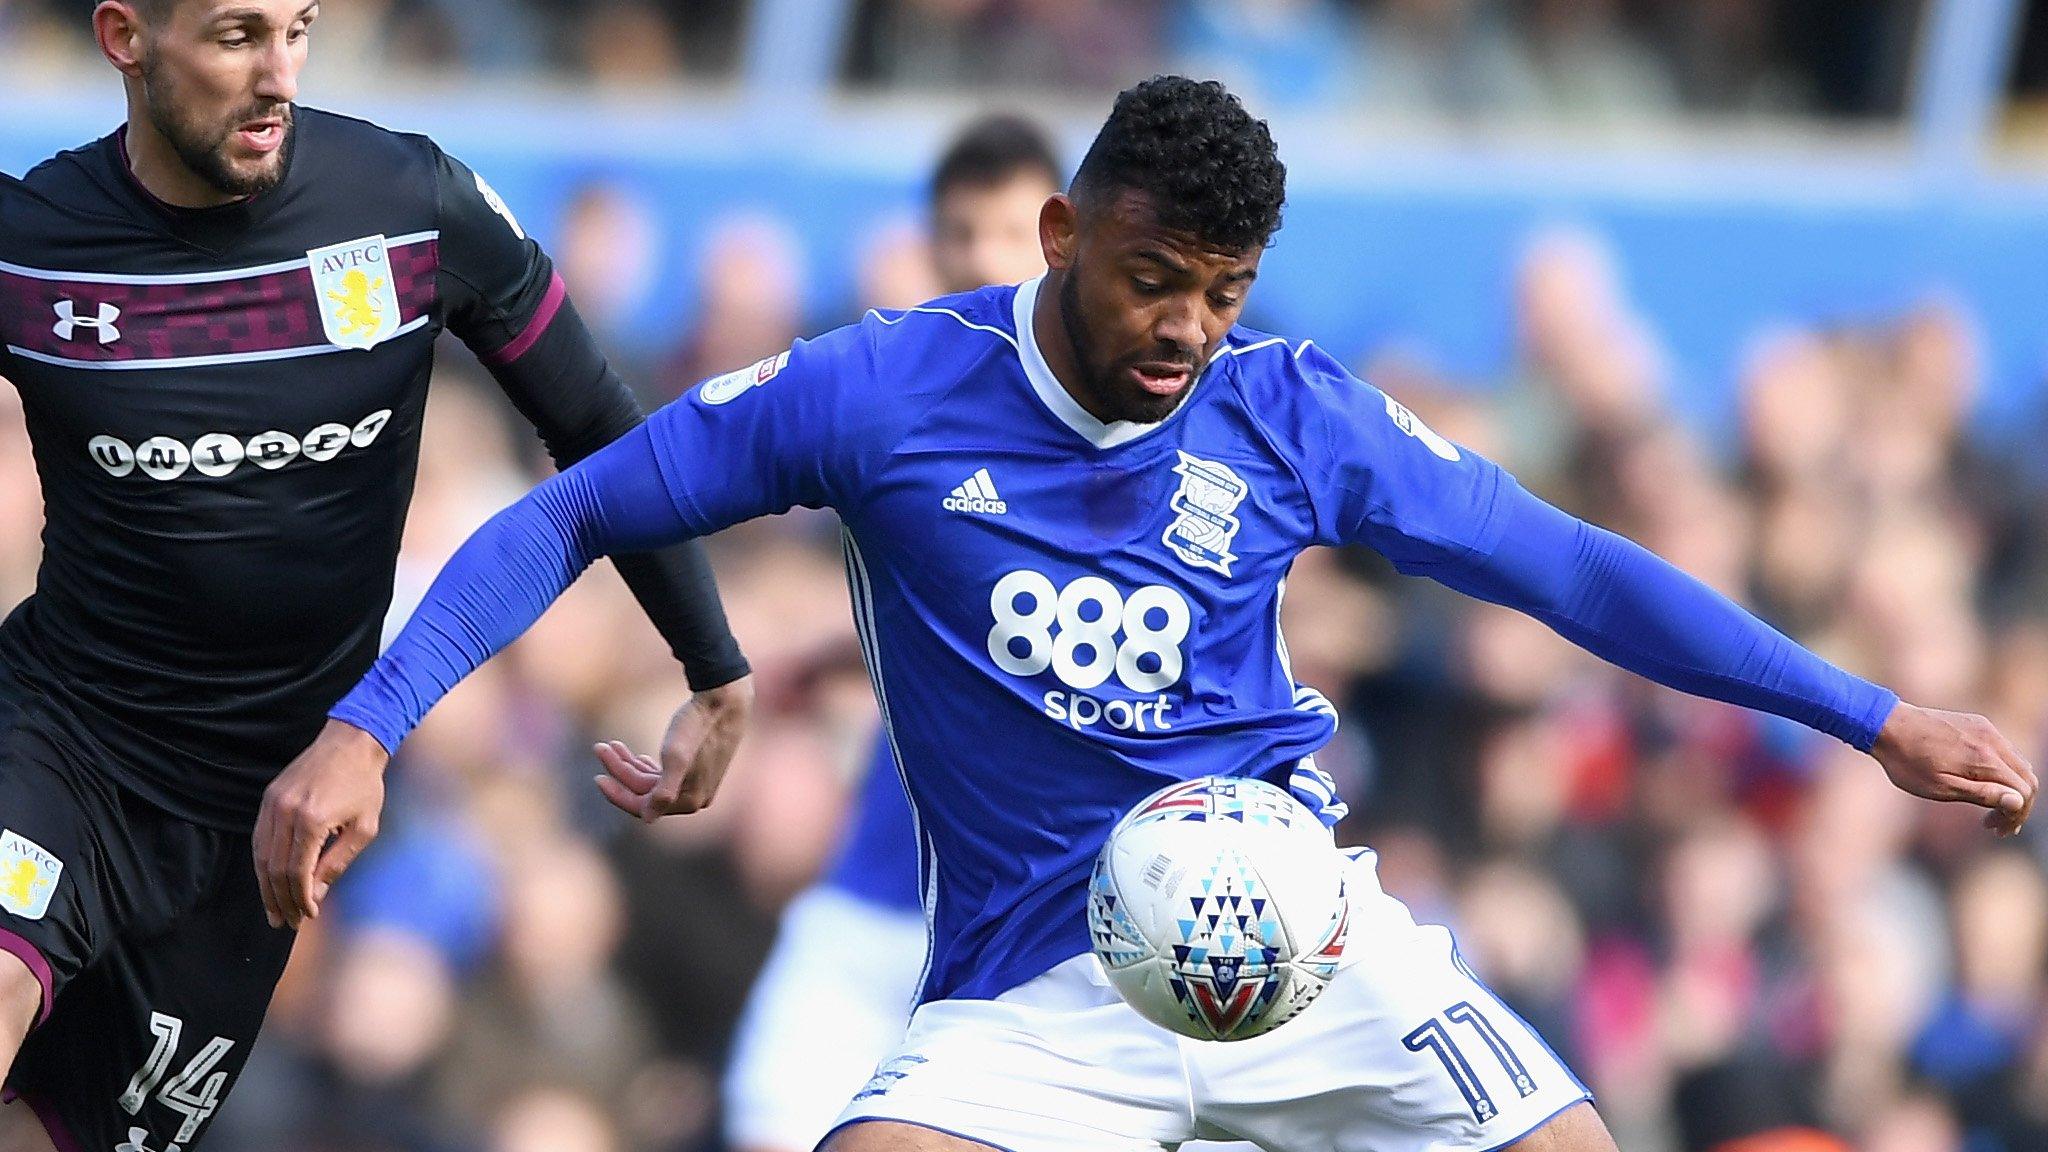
[308,234,402,351]
[1162,451,1248,576]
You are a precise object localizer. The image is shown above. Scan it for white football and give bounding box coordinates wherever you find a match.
[1087,776,1350,1041]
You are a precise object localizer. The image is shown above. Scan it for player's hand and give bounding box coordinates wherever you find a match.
[1871,702,2037,837]
[593,674,754,822]
[255,719,389,929]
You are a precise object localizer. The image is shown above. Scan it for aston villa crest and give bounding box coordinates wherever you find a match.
[0,830,60,920]
[1162,451,1247,576]
[308,234,401,351]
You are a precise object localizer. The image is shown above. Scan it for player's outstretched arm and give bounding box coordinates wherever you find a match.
[1429,480,2036,836]
[428,144,751,703]
[254,422,691,929]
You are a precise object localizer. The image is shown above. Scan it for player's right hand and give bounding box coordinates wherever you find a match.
[1870,702,2037,837]
[592,675,755,822]
[255,719,390,929]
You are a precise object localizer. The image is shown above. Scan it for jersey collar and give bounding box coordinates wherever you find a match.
[1012,275,1202,451]
[107,116,296,252]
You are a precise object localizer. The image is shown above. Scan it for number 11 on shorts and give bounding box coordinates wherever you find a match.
[1402,1001,1539,1123]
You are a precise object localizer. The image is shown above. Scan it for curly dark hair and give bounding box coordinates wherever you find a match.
[1071,76,1286,252]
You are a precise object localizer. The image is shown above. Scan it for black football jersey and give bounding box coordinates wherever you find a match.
[0,107,743,829]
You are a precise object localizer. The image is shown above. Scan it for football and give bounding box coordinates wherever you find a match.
[1087,776,1351,1041]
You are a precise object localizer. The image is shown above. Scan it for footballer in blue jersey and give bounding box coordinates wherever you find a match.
[272,78,2034,1152]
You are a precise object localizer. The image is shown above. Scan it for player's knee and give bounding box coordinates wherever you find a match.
[1501,1102,1618,1152]
[0,1097,57,1152]
[820,1121,998,1152]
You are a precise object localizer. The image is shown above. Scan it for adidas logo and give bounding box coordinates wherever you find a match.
[943,468,1008,515]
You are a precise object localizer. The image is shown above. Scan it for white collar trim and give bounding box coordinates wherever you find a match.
[1012,275,1196,450]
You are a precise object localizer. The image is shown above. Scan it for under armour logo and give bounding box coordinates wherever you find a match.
[53,299,121,344]
[116,1127,180,1152]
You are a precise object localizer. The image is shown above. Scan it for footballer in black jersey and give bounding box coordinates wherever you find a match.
[0,2,753,1148]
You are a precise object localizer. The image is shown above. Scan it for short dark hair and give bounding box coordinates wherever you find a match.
[127,0,179,27]
[1071,76,1285,252]
[930,114,1064,205]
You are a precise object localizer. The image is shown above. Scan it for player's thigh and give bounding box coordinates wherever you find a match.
[1498,1101,1617,1152]
[0,1098,57,1152]
[0,953,44,1067]
[1193,899,1590,1152]
[821,1119,1007,1152]
[0,703,129,1055]
[11,830,294,1152]
[821,1122,1266,1152]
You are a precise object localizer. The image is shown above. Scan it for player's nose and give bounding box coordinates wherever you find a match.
[253,39,300,103]
[1153,295,1205,353]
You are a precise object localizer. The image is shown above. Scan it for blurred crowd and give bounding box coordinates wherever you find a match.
[0,0,1930,122]
[7,170,2048,1150]
[1318,230,2048,1152]
[848,0,1924,122]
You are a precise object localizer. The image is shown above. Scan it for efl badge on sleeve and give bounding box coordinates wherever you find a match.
[1384,395,1461,461]
[474,171,526,240]
[1163,451,1248,576]
[0,830,61,921]
[699,350,791,406]
[308,235,402,351]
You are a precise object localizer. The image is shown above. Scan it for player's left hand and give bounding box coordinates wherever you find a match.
[254,719,390,930]
[593,674,755,822]
[1871,702,2037,837]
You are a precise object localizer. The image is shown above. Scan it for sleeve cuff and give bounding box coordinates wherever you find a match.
[1842,684,1901,753]
[328,671,411,758]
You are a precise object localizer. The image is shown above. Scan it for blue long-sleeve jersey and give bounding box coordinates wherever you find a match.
[334,278,1897,1005]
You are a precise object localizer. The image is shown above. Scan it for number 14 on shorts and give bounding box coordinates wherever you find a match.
[116,1011,234,1150]
[1403,1001,1539,1123]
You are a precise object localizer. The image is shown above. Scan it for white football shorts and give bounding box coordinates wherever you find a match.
[825,853,1591,1152]
[725,885,930,1151]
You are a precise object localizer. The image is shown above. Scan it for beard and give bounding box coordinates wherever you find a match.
[139,54,291,199]
[1058,268,1199,426]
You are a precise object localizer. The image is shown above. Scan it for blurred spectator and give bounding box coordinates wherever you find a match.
[1521,0,1679,124]
[1651,0,1806,115]
[927,111,1063,292]
[1670,1057,1835,1152]
[304,0,546,82]
[4,0,1934,122]
[568,1,686,87]
[435,835,668,1136]
[1912,851,2047,1091]
[1354,0,1544,121]
[845,0,1165,90]
[555,180,668,381]
[664,213,807,398]
[488,1087,622,1152]
[317,928,463,1151]
[853,214,944,312]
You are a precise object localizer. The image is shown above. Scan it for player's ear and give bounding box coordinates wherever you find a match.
[93,1,149,79]
[1040,193,1079,273]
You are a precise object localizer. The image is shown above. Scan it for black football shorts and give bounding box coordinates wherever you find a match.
[0,667,294,1152]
